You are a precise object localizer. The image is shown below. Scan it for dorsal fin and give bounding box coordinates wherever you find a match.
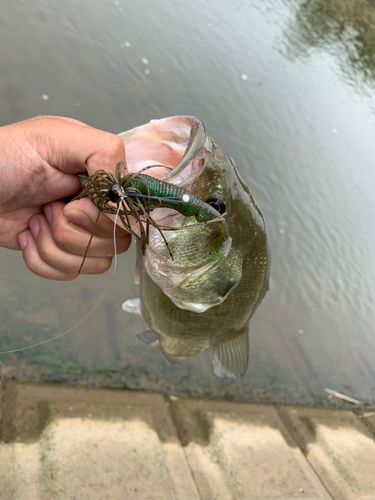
[211,327,249,378]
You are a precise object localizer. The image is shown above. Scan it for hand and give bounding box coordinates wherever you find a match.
[0,115,131,280]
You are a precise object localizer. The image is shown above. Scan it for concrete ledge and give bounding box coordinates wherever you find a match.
[0,382,199,500]
[169,399,331,500]
[1,382,374,500]
[278,406,375,500]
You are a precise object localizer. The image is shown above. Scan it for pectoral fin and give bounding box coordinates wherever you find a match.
[211,327,249,379]
[122,298,142,316]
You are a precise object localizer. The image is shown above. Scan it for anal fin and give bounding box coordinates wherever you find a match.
[211,326,249,379]
[161,351,186,365]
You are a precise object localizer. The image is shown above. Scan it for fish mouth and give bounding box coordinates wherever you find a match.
[117,116,240,313]
[118,116,208,186]
[117,115,215,242]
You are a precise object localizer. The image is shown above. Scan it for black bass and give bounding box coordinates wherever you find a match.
[119,116,270,378]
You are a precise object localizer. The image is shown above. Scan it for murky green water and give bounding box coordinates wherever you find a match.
[1,0,375,406]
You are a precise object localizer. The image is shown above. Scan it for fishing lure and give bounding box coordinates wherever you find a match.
[74,160,229,273]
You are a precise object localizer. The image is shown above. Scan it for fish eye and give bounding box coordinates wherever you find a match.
[206,198,226,215]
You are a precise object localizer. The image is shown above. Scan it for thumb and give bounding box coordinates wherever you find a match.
[27,116,125,176]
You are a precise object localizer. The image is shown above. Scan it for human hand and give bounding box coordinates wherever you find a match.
[0,115,131,279]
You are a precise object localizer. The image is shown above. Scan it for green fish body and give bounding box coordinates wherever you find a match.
[120,116,270,378]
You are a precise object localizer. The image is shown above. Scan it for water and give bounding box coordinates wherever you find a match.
[1,0,375,406]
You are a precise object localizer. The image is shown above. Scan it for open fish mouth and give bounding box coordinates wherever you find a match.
[115,116,242,313]
[118,116,207,184]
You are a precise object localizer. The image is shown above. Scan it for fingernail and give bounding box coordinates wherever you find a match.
[44,204,52,223]
[18,232,28,250]
[30,218,40,239]
[64,209,91,227]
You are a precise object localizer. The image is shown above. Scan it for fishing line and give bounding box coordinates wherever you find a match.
[123,193,183,205]
[168,214,227,229]
[155,214,227,230]
[0,202,124,358]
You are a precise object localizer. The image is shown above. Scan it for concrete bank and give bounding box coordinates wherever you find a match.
[1,382,374,499]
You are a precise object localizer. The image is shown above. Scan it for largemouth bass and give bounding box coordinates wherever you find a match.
[119,116,270,378]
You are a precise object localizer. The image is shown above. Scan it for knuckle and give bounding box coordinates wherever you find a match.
[25,252,41,275]
[37,238,54,263]
[122,234,132,251]
[104,133,124,151]
[53,225,69,250]
[116,238,130,254]
[61,273,79,282]
[97,257,112,274]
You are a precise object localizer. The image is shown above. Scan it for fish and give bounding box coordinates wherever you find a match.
[117,116,270,378]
